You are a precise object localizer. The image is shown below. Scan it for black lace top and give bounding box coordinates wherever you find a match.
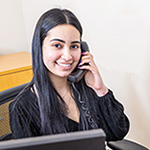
[9,84,129,141]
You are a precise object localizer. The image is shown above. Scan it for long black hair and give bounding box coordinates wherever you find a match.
[32,8,98,135]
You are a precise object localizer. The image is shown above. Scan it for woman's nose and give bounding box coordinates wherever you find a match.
[61,48,72,61]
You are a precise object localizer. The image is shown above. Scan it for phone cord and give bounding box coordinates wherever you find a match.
[72,82,97,129]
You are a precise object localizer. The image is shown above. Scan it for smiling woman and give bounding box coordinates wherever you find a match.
[9,8,129,141]
[42,24,81,78]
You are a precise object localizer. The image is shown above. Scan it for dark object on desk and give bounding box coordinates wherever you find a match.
[0,83,29,140]
[0,129,106,150]
[107,139,149,150]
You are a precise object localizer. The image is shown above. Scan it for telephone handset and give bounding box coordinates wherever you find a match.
[67,41,90,83]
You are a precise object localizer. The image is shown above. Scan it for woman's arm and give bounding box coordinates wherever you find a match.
[9,101,31,139]
[9,93,41,139]
[78,51,108,96]
[96,90,130,141]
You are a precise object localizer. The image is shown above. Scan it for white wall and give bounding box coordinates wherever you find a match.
[0,0,28,55]
[0,0,150,148]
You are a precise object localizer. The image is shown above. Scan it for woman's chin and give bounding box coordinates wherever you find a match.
[56,72,71,79]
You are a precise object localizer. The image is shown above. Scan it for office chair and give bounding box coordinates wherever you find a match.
[0,83,29,141]
[107,139,149,150]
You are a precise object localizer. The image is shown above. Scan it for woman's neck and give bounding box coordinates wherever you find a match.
[48,72,70,97]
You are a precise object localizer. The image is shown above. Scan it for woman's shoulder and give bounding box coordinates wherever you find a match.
[9,84,37,112]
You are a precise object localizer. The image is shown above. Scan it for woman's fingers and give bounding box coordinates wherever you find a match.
[79,52,94,66]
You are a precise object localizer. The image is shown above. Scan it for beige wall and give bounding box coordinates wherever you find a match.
[0,0,28,55]
[0,0,150,148]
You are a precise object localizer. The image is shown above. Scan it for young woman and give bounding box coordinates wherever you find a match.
[9,8,129,141]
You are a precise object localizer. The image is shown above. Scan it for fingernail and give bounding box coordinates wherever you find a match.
[81,52,86,54]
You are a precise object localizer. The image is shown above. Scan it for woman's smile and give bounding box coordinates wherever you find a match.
[55,61,73,70]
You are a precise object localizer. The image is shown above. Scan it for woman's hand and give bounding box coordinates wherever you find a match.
[78,51,108,97]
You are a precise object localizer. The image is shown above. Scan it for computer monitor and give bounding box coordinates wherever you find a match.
[0,129,106,150]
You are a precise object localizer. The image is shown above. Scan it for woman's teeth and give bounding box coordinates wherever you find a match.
[57,62,71,67]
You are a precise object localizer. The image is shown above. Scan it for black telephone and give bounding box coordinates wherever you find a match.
[67,41,90,83]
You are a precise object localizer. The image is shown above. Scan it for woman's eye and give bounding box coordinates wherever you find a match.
[53,44,61,48]
[71,45,79,49]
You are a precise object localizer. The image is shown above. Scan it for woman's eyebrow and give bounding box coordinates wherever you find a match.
[71,41,81,44]
[50,39,80,44]
[50,38,65,43]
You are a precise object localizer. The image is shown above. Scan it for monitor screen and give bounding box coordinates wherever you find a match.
[0,129,106,150]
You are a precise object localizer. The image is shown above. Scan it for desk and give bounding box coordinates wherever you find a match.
[0,51,32,92]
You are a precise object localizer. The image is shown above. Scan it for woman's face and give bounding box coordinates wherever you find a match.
[42,24,81,79]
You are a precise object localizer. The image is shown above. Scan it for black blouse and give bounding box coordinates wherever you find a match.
[9,84,129,141]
